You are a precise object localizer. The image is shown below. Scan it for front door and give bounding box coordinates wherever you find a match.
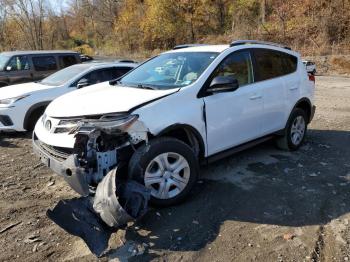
[204,50,264,156]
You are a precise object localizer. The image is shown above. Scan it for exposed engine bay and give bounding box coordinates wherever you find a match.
[58,114,148,196]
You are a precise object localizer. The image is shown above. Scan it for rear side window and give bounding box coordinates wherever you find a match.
[32,56,57,71]
[7,56,30,71]
[254,49,298,81]
[59,55,77,68]
[254,49,284,81]
[281,53,298,75]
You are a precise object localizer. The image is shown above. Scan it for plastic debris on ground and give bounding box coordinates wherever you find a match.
[47,168,151,257]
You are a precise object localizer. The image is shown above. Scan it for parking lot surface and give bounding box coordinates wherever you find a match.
[0,76,349,262]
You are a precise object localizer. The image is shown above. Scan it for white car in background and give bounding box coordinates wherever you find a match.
[0,62,137,132]
[303,60,316,75]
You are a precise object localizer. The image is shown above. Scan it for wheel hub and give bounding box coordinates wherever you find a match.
[144,152,190,200]
[290,116,306,146]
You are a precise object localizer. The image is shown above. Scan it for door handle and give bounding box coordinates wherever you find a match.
[289,86,298,90]
[249,95,262,100]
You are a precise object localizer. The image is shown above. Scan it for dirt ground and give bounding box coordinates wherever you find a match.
[0,75,349,262]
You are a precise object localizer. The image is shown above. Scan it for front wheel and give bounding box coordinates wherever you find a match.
[276,108,308,151]
[128,137,199,207]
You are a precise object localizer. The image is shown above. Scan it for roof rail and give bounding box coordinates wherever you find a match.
[230,40,291,50]
[173,44,209,50]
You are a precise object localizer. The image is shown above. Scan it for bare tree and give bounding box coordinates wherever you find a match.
[4,0,46,49]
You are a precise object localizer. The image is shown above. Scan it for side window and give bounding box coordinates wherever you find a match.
[75,69,107,86]
[59,55,77,68]
[100,68,119,81]
[32,56,57,71]
[115,67,133,78]
[7,56,30,71]
[72,68,134,87]
[254,49,285,81]
[212,51,254,86]
[281,53,298,75]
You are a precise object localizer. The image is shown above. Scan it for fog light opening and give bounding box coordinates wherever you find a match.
[66,169,72,177]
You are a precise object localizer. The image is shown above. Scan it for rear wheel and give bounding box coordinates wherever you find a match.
[276,108,308,151]
[128,137,198,207]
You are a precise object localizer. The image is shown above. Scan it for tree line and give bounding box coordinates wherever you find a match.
[0,0,349,56]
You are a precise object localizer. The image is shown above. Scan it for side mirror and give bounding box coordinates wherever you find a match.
[77,78,89,88]
[207,76,239,94]
[5,66,12,71]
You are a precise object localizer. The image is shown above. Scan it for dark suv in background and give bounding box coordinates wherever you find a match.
[0,50,81,87]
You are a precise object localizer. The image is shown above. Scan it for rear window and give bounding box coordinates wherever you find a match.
[32,56,57,71]
[254,49,297,81]
[59,55,77,68]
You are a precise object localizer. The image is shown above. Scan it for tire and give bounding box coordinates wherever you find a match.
[128,137,199,207]
[276,108,308,151]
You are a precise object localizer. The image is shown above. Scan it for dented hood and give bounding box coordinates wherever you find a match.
[45,82,178,118]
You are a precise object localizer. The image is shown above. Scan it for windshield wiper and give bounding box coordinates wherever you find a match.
[137,84,156,90]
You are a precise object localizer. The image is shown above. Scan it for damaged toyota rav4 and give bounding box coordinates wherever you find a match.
[33,40,316,206]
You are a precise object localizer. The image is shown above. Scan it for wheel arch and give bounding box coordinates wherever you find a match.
[293,97,312,123]
[155,124,206,162]
[23,101,51,130]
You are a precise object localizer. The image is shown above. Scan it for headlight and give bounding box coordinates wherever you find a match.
[69,114,139,134]
[0,94,29,105]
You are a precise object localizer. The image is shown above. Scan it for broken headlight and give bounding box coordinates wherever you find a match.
[70,114,139,134]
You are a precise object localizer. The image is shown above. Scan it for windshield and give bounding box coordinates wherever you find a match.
[40,65,88,86]
[0,54,10,71]
[119,52,219,90]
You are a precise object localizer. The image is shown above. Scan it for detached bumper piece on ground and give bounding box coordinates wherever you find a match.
[47,169,150,257]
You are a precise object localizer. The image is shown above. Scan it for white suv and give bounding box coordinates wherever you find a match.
[33,40,316,206]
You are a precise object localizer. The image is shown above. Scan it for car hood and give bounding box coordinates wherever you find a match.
[0,82,52,99]
[46,82,178,118]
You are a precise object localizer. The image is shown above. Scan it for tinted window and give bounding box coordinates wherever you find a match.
[254,49,284,81]
[7,56,30,71]
[115,67,133,78]
[32,56,57,71]
[212,51,254,86]
[59,55,77,68]
[282,53,298,74]
[74,68,115,86]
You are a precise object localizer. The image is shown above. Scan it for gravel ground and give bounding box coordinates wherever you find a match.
[0,76,349,262]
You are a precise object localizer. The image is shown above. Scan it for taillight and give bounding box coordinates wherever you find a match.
[308,74,315,83]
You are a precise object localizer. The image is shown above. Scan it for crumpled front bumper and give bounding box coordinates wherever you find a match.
[32,132,91,196]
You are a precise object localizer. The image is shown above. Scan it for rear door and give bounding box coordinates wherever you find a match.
[280,53,299,118]
[5,55,33,84]
[204,50,264,155]
[252,48,287,134]
[31,55,58,80]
